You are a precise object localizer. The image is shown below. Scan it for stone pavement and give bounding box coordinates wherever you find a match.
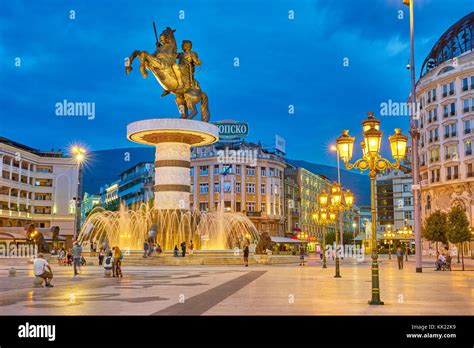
[0,255,472,315]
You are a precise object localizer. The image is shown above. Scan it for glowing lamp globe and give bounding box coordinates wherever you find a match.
[336,130,355,162]
[389,128,408,161]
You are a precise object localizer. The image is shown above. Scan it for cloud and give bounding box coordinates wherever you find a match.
[385,35,409,56]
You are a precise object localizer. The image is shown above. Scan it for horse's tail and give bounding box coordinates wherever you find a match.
[200,91,210,122]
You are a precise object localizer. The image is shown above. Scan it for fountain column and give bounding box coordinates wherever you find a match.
[127,118,219,210]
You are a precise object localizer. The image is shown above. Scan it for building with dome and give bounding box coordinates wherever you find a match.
[415,12,474,255]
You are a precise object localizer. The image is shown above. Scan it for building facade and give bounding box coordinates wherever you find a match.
[283,164,301,237]
[0,137,79,246]
[99,181,119,210]
[190,140,286,236]
[81,192,100,223]
[118,162,154,208]
[415,12,474,254]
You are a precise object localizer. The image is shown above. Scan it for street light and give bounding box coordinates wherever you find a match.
[336,112,408,305]
[71,145,88,239]
[398,225,413,261]
[383,227,396,260]
[314,207,335,269]
[317,183,355,277]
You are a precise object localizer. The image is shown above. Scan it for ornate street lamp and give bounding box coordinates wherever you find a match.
[71,145,88,239]
[383,227,396,260]
[317,183,355,277]
[336,112,408,305]
[314,207,334,269]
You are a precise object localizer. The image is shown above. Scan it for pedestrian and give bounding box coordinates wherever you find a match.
[57,248,65,266]
[143,240,149,258]
[103,251,113,272]
[113,246,123,278]
[173,245,179,257]
[299,244,305,266]
[181,241,186,257]
[34,253,54,287]
[243,245,249,267]
[98,250,104,266]
[102,241,107,252]
[396,246,404,270]
[72,241,83,276]
[189,240,194,256]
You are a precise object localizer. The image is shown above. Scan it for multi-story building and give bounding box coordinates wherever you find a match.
[118,162,154,207]
[99,180,119,210]
[190,139,286,236]
[376,166,414,233]
[81,192,100,223]
[283,164,301,237]
[292,167,332,238]
[0,137,79,246]
[415,12,474,254]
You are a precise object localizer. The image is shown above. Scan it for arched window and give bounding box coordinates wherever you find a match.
[426,195,431,210]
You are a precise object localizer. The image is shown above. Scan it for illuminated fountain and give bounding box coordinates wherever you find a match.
[77,118,260,252]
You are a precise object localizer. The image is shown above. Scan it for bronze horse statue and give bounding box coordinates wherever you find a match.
[125,26,210,122]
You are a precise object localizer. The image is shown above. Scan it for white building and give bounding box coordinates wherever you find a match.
[0,137,79,247]
[415,12,474,254]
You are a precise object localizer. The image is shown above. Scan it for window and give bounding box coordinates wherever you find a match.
[261,202,266,213]
[465,140,472,156]
[190,167,194,177]
[467,163,474,178]
[446,166,459,180]
[403,184,410,192]
[404,211,413,220]
[199,166,209,176]
[269,168,275,177]
[463,77,468,91]
[471,76,474,89]
[261,184,266,194]
[403,197,412,206]
[236,182,241,193]
[199,202,209,211]
[246,202,255,212]
[246,183,255,194]
[214,182,220,193]
[444,144,458,160]
[450,102,456,116]
[464,99,470,113]
[199,183,208,194]
[222,164,232,174]
[190,184,194,194]
[236,165,241,175]
[246,167,255,176]
[443,105,448,118]
[464,120,471,134]
[449,82,454,95]
[260,167,266,176]
[427,90,431,103]
[214,166,219,175]
[443,84,448,97]
[223,181,231,192]
[432,88,437,101]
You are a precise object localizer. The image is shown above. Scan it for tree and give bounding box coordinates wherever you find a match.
[447,206,471,271]
[422,210,448,251]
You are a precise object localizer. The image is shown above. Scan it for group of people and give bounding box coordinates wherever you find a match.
[33,240,125,287]
[143,241,163,258]
[173,240,194,257]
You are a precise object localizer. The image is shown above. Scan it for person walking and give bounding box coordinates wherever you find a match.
[396,246,404,270]
[189,240,194,256]
[98,250,104,266]
[72,241,82,276]
[243,245,249,267]
[113,246,123,278]
[173,245,179,257]
[181,241,186,257]
[34,253,54,287]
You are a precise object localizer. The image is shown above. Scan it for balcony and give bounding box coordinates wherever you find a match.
[433,96,437,102]
[465,129,472,135]
[449,90,454,96]
[467,172,474,178]
[463,85,468,92]
[450,111,456,116]
[443,92,448,98]
[443,112,449,118]
[466,150,473,156]
[246,211,262,217]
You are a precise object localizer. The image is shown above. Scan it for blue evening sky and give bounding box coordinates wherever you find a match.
[1,0,472,165]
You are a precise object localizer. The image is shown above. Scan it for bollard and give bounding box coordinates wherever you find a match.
[104,269,112,277]
[33,277,44,287]
[8,267,16,276]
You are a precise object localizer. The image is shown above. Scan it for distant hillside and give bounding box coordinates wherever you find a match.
[83,148,370,205]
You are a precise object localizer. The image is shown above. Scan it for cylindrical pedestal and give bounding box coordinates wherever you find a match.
[154,142,191,210]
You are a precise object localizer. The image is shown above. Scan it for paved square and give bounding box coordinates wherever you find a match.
[0,256,472,315]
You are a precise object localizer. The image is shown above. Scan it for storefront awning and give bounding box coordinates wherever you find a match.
[271,236,307,244]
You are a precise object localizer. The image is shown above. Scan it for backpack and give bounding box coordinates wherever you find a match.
[104,256,112,269]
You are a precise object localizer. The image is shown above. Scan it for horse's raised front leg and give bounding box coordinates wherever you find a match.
[125,50,141,75]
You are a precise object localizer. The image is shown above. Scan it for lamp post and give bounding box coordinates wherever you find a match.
[383,228,396,260]
[318,183,354,277]
[313,208,335,269]
[336,112,408,305]
[403,0,422,273]
[71,146,87,239]
[330,145,344,253]
[398,225,412,261]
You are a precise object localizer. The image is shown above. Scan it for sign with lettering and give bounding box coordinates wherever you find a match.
[213,120,249,140]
